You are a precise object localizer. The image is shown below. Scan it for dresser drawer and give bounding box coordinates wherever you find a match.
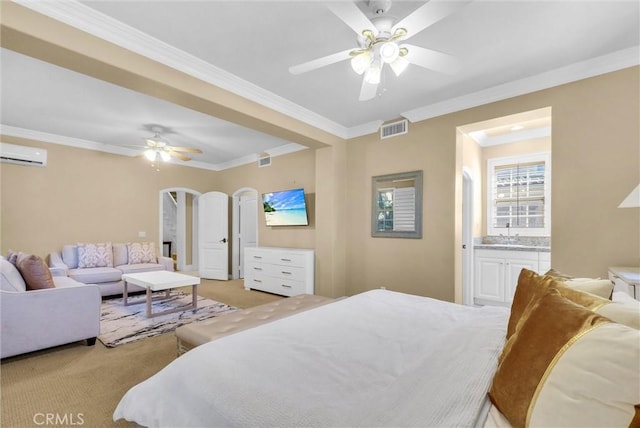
[268,277,307,296]
[271,252,307,267]
[246,251,271,264]
[268,264,306,281]
[246,261,270,276]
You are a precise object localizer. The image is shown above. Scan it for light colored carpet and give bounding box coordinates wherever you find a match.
[0,278,284,428]
[99,292,237,347]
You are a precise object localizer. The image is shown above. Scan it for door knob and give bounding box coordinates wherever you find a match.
[220,238,227,243]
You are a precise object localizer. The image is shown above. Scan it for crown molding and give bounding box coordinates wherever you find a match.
[0,124,308,171]
[13,0,351,139]
[0,125,141,157]
[402,46,640,123]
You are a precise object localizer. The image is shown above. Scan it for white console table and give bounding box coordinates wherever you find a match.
[244,247,314,296]
[608,266,640,300]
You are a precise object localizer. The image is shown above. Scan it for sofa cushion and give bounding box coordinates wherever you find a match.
[0,257,27,292]
[68,267,122,284]
[127,242,156,264]
[52,275,86,289]
[16,253,56,290]
[117,263,165,275]
[77,242,114,268]
[113,243,128,267]
[61,245,79,269]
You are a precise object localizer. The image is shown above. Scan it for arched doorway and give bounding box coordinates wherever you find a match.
[159,187,201,272]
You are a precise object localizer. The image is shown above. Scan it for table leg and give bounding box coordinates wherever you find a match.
[123,280,129,305]
[146,288,152,318]
[192,284,198,311]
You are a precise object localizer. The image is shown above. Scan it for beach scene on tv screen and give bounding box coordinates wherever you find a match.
[262,189,308,226]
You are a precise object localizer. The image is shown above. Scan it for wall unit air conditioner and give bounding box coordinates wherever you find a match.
[0,142,47,167]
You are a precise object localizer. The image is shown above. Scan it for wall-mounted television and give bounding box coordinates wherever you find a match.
[262,188,309,226]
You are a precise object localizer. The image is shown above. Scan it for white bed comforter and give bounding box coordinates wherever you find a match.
[114,289,509,428]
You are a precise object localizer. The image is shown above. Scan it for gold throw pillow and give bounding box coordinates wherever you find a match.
[490,289,640,427]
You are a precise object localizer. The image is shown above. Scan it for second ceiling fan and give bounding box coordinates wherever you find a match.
[289,0,470,101]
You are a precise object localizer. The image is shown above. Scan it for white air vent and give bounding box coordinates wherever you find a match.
[0,142,47,167]
[258,154,271,168]
[380,119,408,139]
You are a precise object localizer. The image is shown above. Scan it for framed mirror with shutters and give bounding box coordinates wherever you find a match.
[371,170,423,238]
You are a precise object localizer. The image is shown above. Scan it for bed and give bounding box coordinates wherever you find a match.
[114,289,509,427]
[114,274,640,428]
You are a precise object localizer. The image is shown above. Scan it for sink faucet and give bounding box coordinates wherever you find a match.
[499,223,520,244]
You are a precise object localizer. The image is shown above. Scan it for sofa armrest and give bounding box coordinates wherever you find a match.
[158,256,174,272]
[1,284,101,359]
[48,252,69,276]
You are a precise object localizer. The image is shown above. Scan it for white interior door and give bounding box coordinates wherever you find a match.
[239,193,258,278]
[198,191,229,280]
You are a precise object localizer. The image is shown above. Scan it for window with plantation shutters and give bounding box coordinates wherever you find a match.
[375,187,415,232]
[487,153,551,237]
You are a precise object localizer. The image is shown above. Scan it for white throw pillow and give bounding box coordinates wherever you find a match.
[77,242,113,268]
[127,242,156,264]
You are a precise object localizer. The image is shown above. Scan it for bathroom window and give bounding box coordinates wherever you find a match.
[487,153,551,237]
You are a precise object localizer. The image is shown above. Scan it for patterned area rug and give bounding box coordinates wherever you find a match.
[99,292,237,347]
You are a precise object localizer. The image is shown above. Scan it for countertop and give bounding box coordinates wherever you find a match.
[474,244,551,252]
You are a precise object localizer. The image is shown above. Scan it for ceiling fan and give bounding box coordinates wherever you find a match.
[289,0,470,101]
[140,133,202,163]
[124,125,203,164]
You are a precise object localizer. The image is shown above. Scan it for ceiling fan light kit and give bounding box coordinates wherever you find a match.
[289,0,468,101]
[125,128,203,167]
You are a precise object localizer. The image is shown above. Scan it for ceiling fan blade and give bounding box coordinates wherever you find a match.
[327,2,377,37]
[169,151,191,161]
[392,0,472,40]
[169,146,202,154]
[359,78,378,101]
[403,44,461,75]
[289,49,353,75]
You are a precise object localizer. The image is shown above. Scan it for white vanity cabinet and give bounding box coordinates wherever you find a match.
[474,249,550,306]
[244,247,314,297]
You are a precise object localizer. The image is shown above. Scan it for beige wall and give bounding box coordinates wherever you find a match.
[1,68,637,302]
[214,149,317,250]
[0,136,217,258]
[348,67,639,301]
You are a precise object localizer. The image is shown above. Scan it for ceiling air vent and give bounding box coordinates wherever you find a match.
[258,154,271,168]
[380,119,408,139]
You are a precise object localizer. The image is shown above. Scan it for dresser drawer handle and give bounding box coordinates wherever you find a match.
[253,267,263,271]
[281,271,292,275]
[253,279,262,283]
[281,284,292,288]
[253,255,262,259]
[281,258,292,262]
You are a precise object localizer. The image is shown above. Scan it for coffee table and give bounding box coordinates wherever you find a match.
[122,271,201,318]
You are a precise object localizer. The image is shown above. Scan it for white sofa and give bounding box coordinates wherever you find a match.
[49,243,174,296]
[1,257,101,359]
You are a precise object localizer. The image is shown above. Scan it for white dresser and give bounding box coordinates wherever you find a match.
[244,247,315,296]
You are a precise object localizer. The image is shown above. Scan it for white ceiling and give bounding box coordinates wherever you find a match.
[1,0,638,170]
